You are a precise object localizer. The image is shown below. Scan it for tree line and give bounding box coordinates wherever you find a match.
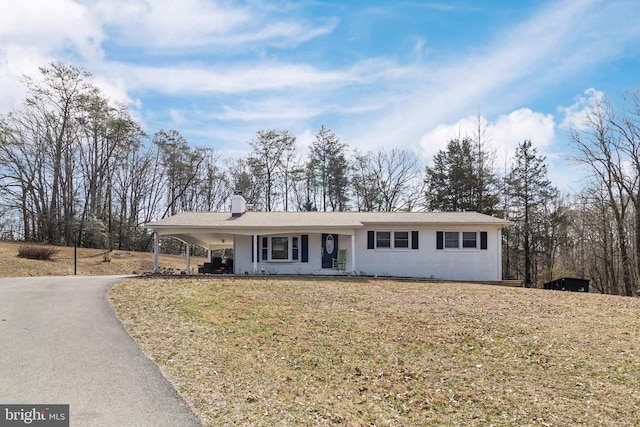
[0,62,638,295]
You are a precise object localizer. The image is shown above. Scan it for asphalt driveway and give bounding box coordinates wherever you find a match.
[0,276,202,426]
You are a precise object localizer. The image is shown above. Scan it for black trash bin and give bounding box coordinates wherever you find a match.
[543,277,589,292]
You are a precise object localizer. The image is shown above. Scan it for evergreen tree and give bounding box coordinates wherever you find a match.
[425,138,499,213]
[505,140,558,287]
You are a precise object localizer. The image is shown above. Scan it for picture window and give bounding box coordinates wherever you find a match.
[271,237,289,260]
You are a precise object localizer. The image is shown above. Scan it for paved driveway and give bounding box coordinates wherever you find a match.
[0,276,203,426]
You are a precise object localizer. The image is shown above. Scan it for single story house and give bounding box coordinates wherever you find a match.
[145,193,511,281]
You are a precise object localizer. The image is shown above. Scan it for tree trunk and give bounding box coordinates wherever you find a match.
[635,195,640,295]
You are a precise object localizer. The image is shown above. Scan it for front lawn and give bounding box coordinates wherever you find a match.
[109,277,640,426]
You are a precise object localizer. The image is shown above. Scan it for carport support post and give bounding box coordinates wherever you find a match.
[153,232,159,273]
[253,234,258,274]
[185,243,191,275]
[351,234,356,274]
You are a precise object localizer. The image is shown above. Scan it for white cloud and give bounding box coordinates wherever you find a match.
[417,109,593,192]
[169,108,186,124]
[419,116,480,158]
[558,88,606,131]
[349,0,640,154]
[217,18,339,49]
[92,0,336,51]
[91,74,135,104]
[0,0,104,59]
[0,0,104,112]
[93,0,250,48]
[116,62,354,95]
[419,109,556,167]
[295,128,316,158]
[214,99,319,122]
[493,109,556,150]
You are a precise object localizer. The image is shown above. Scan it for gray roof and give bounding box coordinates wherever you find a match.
[146,211,511,230]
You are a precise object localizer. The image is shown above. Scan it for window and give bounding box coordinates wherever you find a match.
[261,237,268,260]
[255,236,307,262]
[444,232,459,248]
[292,237,299,260]
[369,230,418,249]
[437,231,488,250]
[271,237,289,260]
[376,231,391,248]
[394,231,409,248]
[462,232,477,248]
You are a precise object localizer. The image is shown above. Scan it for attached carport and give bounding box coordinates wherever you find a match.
[150,227,236,274]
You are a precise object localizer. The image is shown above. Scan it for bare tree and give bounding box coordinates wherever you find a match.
[0,62,96,244]
[197,148,229,212]
[279,140,301,212]
[308,125,349,211]
[247,130,296,211]
[352,148,423,212]
[152,130,205,216]
[607,90,640,290]
[570,100,634,296]
[351,150,381,211]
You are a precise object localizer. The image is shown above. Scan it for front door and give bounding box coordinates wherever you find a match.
[321,233,338,268]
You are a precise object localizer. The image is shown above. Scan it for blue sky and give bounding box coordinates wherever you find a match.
[1,0,640,192]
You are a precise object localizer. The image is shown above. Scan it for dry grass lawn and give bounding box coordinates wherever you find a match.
[109,277,640,426]
[0,240,203,277]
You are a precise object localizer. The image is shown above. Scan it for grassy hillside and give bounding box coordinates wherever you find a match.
[110,277,640,426]
[5,238,638,425]
[0,240,205,277]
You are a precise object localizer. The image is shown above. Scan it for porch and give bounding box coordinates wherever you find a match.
[152,231,357,276]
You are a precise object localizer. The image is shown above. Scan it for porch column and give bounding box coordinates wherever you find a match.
[497,229,503,280]
[351,234,356,274]
[185,243,191,275]
[253,234,258,274]
[153,232,159,273]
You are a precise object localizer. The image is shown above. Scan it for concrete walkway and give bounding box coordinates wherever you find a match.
[0,276,203,426]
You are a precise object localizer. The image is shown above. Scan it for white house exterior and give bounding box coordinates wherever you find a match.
[146,194,511,281]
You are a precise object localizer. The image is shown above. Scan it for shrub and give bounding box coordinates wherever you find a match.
[17,245,60,261]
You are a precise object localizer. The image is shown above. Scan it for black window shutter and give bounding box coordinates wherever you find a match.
[480,231,488,250]
[411,231,419,249]
[301,235,309,262]
[367,231,375,249]
[251,236,254,262]
[436,231,444,250]
[262,236,268,261]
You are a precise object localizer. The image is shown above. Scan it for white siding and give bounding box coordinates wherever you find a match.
[232,226,503,281]
[233,234,347,276]
[353,226,503,281]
